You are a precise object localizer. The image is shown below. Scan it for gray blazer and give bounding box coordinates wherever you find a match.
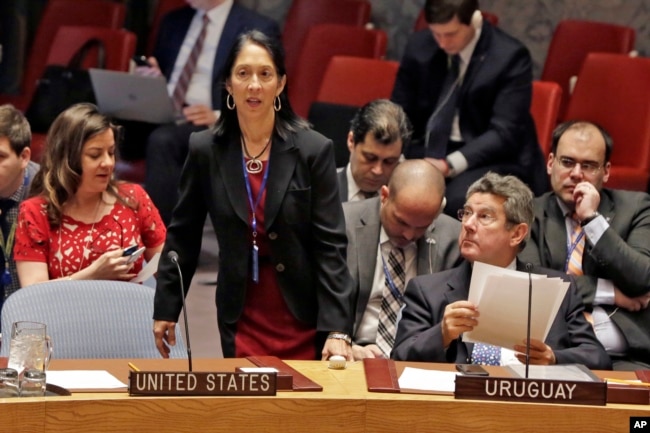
[519,189,650,364]
[343,197,462,339]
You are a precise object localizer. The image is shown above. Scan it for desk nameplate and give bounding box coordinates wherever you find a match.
[455,375,607,406]
[128,371,277,396]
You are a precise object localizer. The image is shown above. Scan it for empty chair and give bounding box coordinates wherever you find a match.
[289,24,387,118]
[282,0,371,80]
[308,56,399,166]
[0,0,125,111]
[530,81,562,157]
[541,19,636,120]
[413,9,498,31]
[564,53,650,191]
[0,280,187,359]
[29,26,137,163]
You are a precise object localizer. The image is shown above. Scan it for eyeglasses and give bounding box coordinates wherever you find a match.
[555,156,602,176]
[457,208,497,226]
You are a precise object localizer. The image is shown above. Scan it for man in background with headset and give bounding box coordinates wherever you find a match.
[392,0,547,217]
[343,159,461,360]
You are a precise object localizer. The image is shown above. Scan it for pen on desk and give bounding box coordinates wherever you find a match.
[128,362,141,372]
[605,378,650,387]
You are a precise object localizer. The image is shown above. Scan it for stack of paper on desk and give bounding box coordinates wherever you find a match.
[462,261,569,349]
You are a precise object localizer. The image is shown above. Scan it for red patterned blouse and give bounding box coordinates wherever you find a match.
[14,183,166,279]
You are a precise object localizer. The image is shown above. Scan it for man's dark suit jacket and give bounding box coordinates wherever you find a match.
[391,21,547,194]
[391,261,611,370]
[343,197,462,342]
[153,127,354,357]
[520,189,650,365]
[154,5,280,110]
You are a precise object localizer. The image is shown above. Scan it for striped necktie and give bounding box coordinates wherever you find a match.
[566,215,584,276]
[376,246,405,357]
[171,14,210,113]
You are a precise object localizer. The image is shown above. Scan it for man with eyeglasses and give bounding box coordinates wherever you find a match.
[391,171,609,370]
[520,120,650,370]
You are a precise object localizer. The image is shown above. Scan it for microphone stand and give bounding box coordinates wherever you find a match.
[525,263,533,379]
[170,252,192,372]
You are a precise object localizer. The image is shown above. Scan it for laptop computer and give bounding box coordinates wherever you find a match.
[89,68,177,124]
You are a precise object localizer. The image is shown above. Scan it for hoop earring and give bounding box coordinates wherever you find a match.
[226,93,235,110]
[274,96,281,112]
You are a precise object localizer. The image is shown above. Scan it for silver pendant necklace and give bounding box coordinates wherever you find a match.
[241,135,271,174]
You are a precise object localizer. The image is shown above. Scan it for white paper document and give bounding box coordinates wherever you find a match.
[130,252,160,283]
[462,261,569,349]
[398,367,459,394]
[47,370,127,390]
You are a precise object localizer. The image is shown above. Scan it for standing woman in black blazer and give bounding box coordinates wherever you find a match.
[153,30,354,360]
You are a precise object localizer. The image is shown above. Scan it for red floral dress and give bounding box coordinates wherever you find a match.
[14,184,166,279]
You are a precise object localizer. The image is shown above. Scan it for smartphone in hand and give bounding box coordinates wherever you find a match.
[123,245,146,264]
[132,55,152,67]
[456,364,489,376]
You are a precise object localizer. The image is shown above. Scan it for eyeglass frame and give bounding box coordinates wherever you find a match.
[456,207,519,230]
[554,155,603,176]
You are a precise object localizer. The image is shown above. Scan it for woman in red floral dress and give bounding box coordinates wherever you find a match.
[14,103,166,286]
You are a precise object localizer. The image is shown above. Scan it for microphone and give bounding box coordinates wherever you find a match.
[525,262,533,379]
[168,250,192,372]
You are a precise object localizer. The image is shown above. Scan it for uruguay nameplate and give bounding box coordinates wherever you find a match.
[128,371,277,396]
[455,375,606,406]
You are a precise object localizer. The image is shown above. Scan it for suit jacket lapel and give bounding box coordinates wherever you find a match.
[213,4,243,84]
[544,196,569,269]
[264,135,298,229]
[216,133,249,224]
[459,21,491,97]
[355,200,382,323]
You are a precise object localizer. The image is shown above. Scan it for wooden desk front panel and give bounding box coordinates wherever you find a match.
[1,359,649,433]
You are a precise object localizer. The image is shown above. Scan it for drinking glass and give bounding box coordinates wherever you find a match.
[7,321,53,374]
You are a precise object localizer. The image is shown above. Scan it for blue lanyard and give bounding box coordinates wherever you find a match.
[242,153,271,283]
[563,227,585,273]
[381,251,404,303]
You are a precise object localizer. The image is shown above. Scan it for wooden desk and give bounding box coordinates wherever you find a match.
[1,359,648,433]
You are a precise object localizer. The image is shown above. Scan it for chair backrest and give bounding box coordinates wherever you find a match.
[282,0,371,80]
[316,56,399,106]
[413,10,498,32]
[13,0,126,108]
[46,26,137,72]
[307,56,399,167]
[289,24,387,118]
[541,19,636,121]
[0,280,187,359]
[147,0,187,55]
[530,80,562,157]
[565,53,650,191]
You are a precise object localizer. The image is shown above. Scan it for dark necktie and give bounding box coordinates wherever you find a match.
[360,190,378,199]
[425,54,461,159]
[171,14,210,113]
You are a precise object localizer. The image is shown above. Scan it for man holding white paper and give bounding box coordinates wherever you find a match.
[391,172,610,370]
